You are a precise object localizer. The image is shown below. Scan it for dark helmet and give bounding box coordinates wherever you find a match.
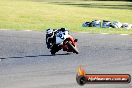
[59,28,66,32]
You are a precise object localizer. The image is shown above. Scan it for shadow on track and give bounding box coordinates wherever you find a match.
[0,53,71,60]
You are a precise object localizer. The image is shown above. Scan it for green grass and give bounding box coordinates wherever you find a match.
[0,0,132,34]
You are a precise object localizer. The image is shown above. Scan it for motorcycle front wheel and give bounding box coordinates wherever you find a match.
[66,42,79,54]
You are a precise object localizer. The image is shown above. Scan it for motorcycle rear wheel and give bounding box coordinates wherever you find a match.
[51,50,56,55]
[50,44,61,55]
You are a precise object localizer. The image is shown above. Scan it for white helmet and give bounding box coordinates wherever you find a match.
[46,29,53,35]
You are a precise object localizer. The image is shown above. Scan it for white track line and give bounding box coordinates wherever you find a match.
[0,29,8,30]
[80,32,131,36]
[24,30,32,31]
[120,34,129,35]
[101,33,109,35]
[0,29,131,36]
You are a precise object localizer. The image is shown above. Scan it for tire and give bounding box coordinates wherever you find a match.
[50,44,61,55]
[66,42,79,54]
[50,44,56,55]
[50,49,56,55]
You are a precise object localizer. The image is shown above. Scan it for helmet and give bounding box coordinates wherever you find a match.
[59,28,66,32]
[46,29,53,36]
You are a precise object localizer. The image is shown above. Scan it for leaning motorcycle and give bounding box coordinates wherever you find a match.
[50,30,79,55]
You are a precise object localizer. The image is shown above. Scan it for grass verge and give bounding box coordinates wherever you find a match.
[0,0,132,34]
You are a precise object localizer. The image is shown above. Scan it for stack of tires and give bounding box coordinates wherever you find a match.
[82,20,132,29]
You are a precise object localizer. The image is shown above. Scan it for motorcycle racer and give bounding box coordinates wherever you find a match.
[46,28,78,55]
[46,28,67,49]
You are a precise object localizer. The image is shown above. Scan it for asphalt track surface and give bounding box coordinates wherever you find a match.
[0,30,132,88]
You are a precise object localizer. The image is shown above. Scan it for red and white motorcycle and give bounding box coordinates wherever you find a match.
[50,29,79,55]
